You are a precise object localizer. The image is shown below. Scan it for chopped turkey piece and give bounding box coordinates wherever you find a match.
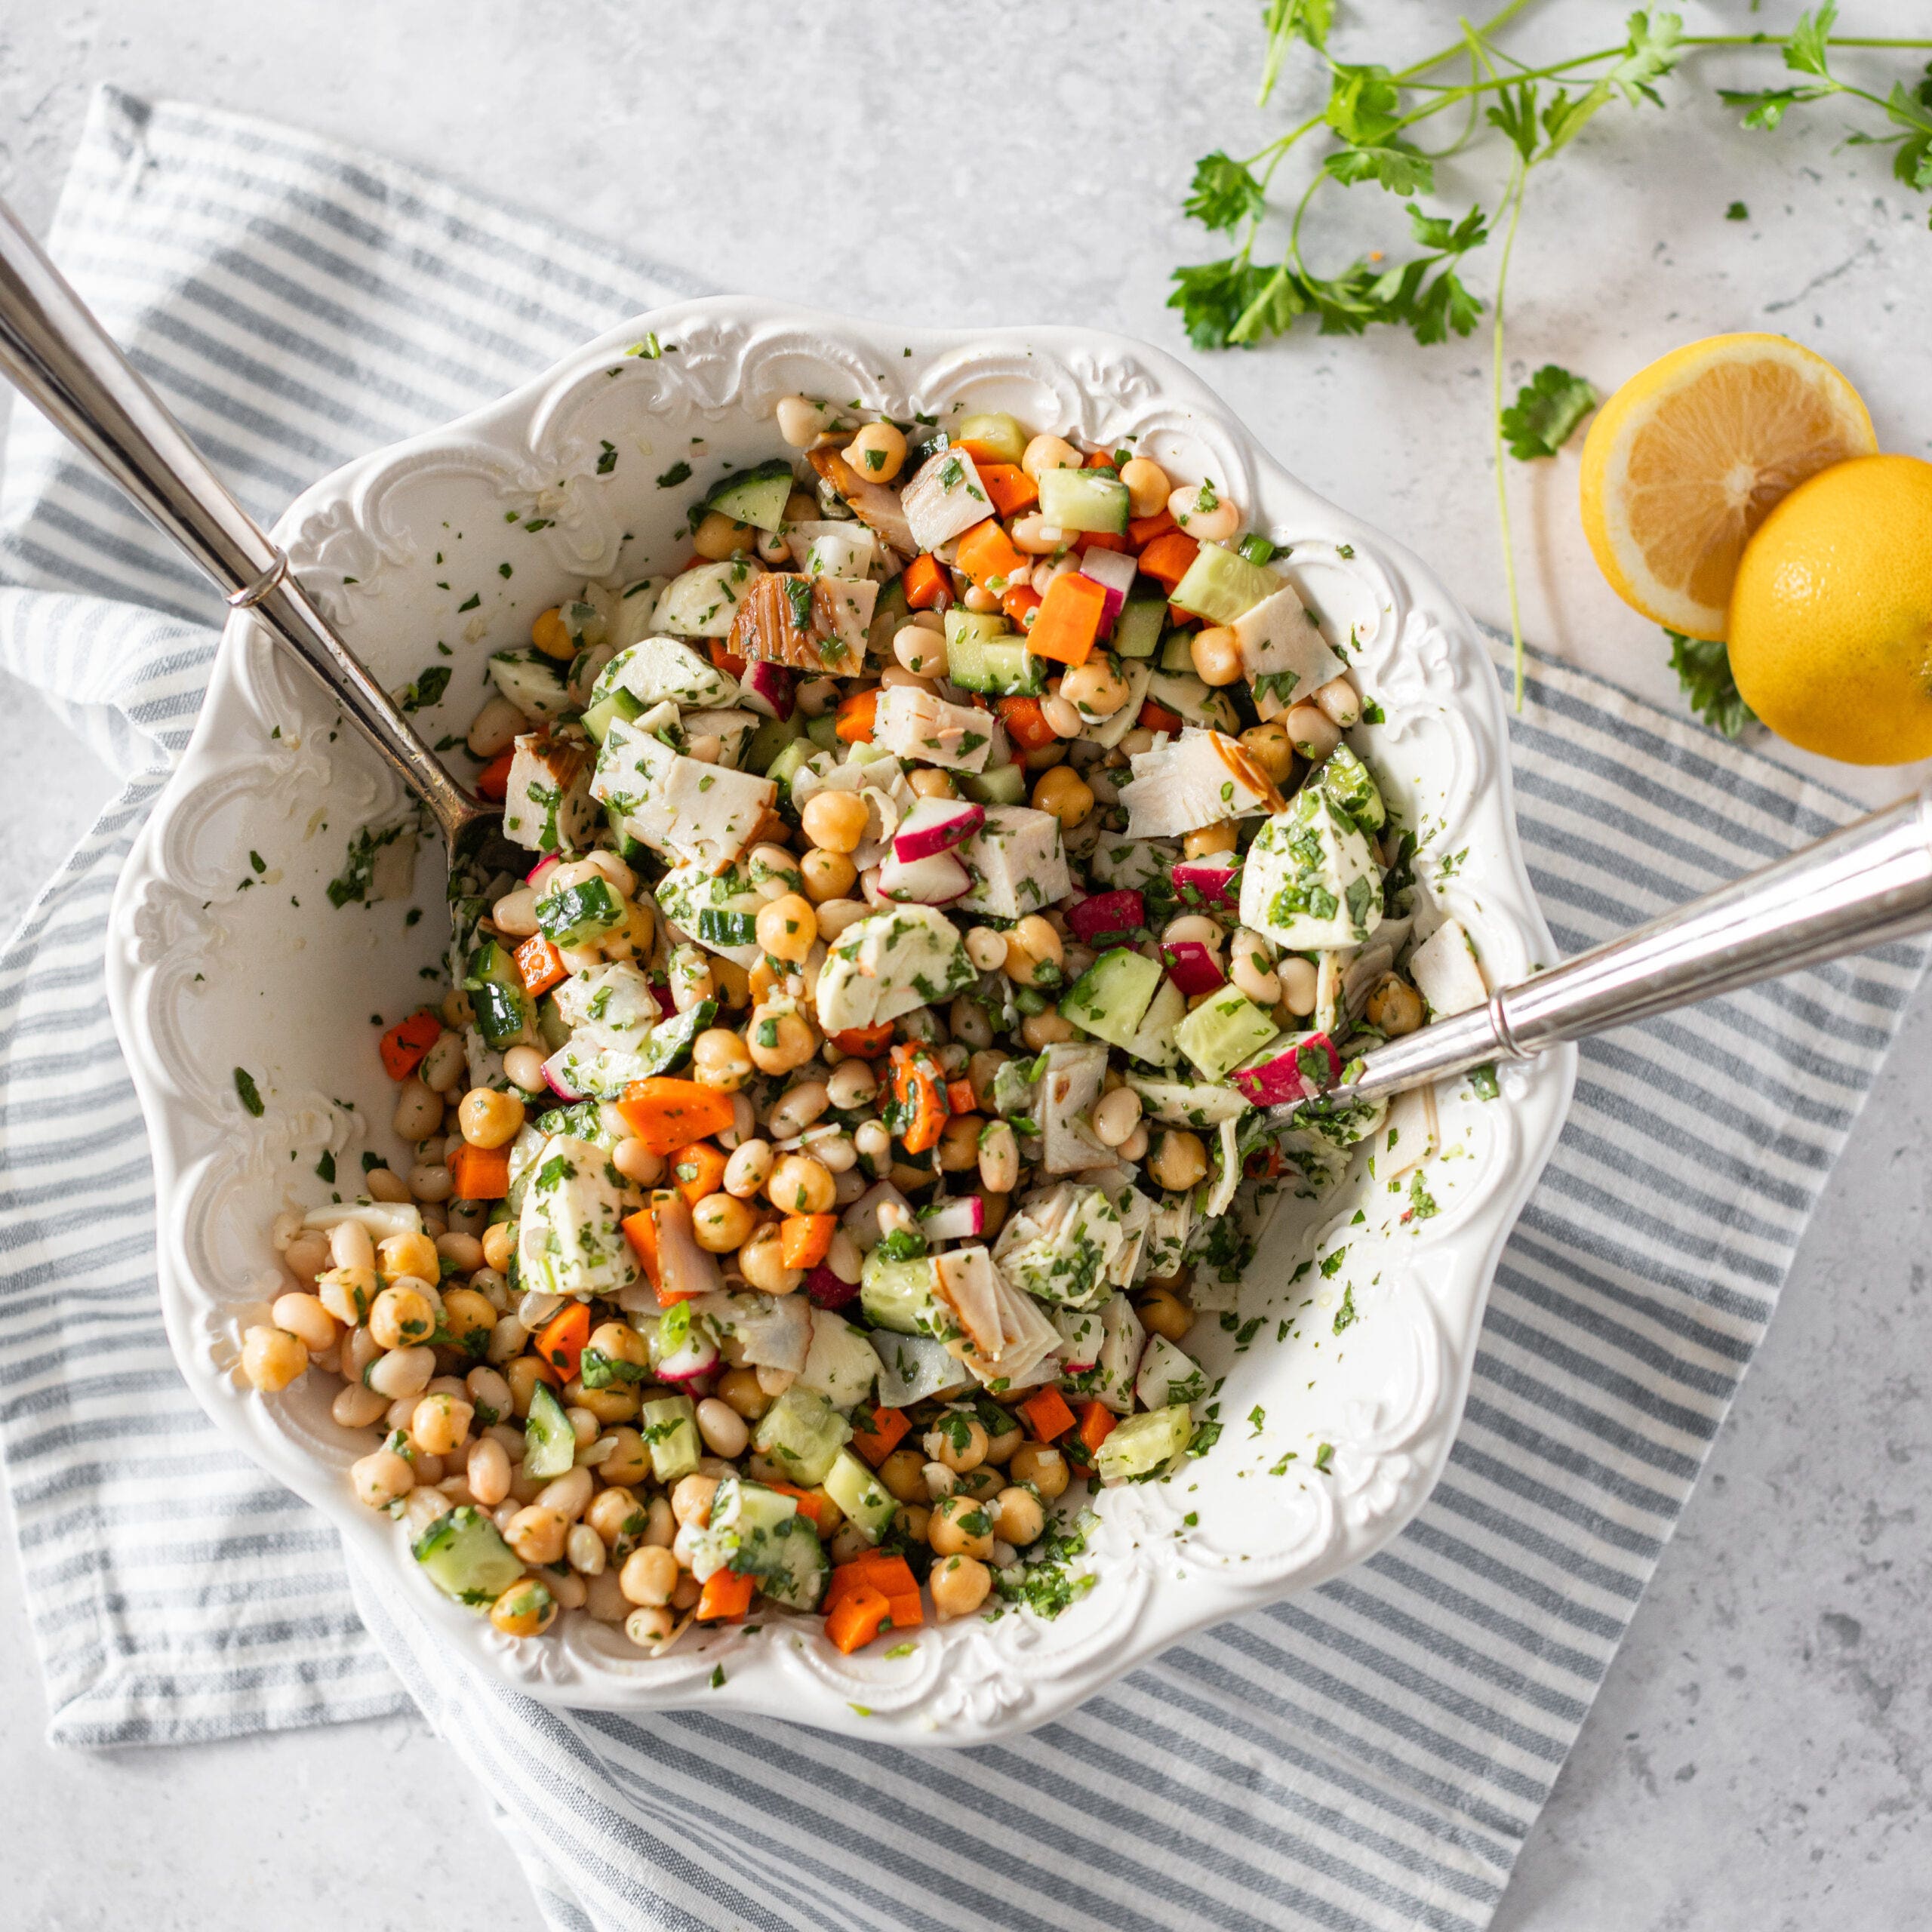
[872,685,995,773]
[1118,728,1284,839]
[957,805,1072,919]
[728,571,877,674]
[503,729,597,854]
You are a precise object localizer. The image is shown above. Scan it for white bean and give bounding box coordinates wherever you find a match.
[467,696,526,758]
[775,395,823,447]
[695,1398,750,1459]
[767,1081,829,1140]
[392,1078,441,1143]
[329,1220,375,1273]
[491,885,542,937]
[365,1346,435,1401]
[1092,1087,1143,1149]
[466,1433,512,1507]
[331,1382,388,1429]
[537,1466,595,1521]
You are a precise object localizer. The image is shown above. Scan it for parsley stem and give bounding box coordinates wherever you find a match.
[1490,155,1531,712]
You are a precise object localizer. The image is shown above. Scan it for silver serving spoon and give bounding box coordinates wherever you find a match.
[0,193,1927,1123]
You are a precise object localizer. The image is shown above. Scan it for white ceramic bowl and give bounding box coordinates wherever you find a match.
[105,300,1574,1744]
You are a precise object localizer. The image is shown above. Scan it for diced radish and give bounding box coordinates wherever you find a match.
[1066,888,1145,946]
[918,1194,985,1242]
[804,1264,861,1310]
[892,794,986,863]
[1229,1029,1341,1107]
[657,1331,721,1383]
[1077,546,1137,632]
[1171,859,1241,911]
[540,1048,585,1101]
[525,854,560,888]
[1161,939,1226,996]
[740,659,795,721]
[842,1179,911,1251]
[878,848,971,904]
[650,980,678,1017]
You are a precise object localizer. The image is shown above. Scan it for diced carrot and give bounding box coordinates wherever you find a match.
[1075,530,1128,554]
[670,1138,728,1207]
[955,519,1028,590]
[826,1553,919,1607]
[976,462,1038,518]
[533,1302,590,1381]
[829,1022,894,1059]
[901,553,952,611]
[779,1213,837,1269]
[616,1078,737,1156]
[475,749,515,801]
[835,688,878,744]
[620,1206,660,1286]
[946,1078,978,1116]
[708,638,748,678]
[884,1589,923,1629]
[513,934,568,998]
[1020,1385,1076,1443]
[1078,1400,1116,1454]
[763,1481,827,1526]
[1137,530,1199,592]
[995,694,1057,752]
[378,1010,442,1081]
[826,1584,894,1654]
[697,1567,755,1623]
[1128,508,1176,546]
[1085,450,1118,470]
[447,1140,510,1201]
[851,1402,910,1467]
[1138,697,1185,735]
[1168,605,1195,628]
[888,1043,949,1155]
[953,438,1013,467]
[1026,571,1107,667]
[1001,583,1042,629]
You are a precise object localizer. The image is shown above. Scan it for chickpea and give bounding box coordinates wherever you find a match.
[457,1086,525,1150]
[993,1485,1046,1548]
[1091,1085,1143,1148]
[671,1473,719,1530]
[746,1005,818,1075]
[1136,1284,1195,1343]
[738,1224,804,1295]
[1182,821,1238,859]
[716,1364,772,1422]
[1241,719,1295,784]
[756,893,817,964]
[798,846,857,903]
[378,1229,440,1283]
[844,420,907,484]
[569,1378,641,1427]
[1190,625,1243,687]
[241,1325,307,1393]
[1120,456,1171,518]
[1366,973,1426,1037]
[980,1413,1024,1464]
[1315,674,1362,728]
[502,1504,567,1566]
[1019,1009,1076,1051]
[1031,763,1095,829]
[876,1447,928,1505]
[1286,702,1343,764]
[617,1543,681,1608]
[691,509,756,560]
[1168,481,1241,544]
[624,1605,676,1648]
[369,1283,436,1350]
[686,1026,752,1094]
[1277,955,1319,1017]
[1149,1128,1209,1192]
[612,1137,666,1186]
[937,1115,983,1174]
[952,1466,1003,1504]
[924,1414,989,1474]
[1060,656,1131,719]
[598,1426,653,1489]
[695,1396,751,1458]
[1009,1442,1069,1500]
[489,1579,557,1638]
[1021,433,1083,480]
[351,1447,415,1508]
[480,1222,517,1273]
[928,1494,995,1561]
[801,789,868,855]
[584,1485,642,1552]
[1003,915,1064,988]
[410,1392,474,1457]
[692,1192,757,1253]
[977,1119,1019,1195]
[768,1153,835,1215]
[505,1355,557,1418]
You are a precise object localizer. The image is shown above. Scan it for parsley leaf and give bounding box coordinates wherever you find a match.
[1184,152,1266,232]
[1500,365,1598,460]
[1666,630,1757,740]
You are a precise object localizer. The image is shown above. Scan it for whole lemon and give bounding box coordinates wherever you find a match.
[1727,453,1932,764]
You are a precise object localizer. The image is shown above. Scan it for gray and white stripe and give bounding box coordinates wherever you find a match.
[0,85,1919,1930]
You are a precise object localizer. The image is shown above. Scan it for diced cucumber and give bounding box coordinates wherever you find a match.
[867,574,910,658]
[582,688,644,745]
[488,647,571,720]
[1038,467,1130,535]
[522,1380,577,1480]
[761,1513,829,1610]
[1060,946,1163,1050]
[463,940,534,1048]
[697,907,758,949]
[1321,742,1386,831]
[958,761,1029,806]
[535,875,627,948]
[751,1386,852,1487]
[743,711,802,775]
[1122,975,1186,1069]
[1174,988,1280,1081]
[632,998,714,1076]
[1158,630,1197,674]
[1146,669,1241,734]
[858,1250,944,1337]
[1170,540,1281,624]
[822,1447,898,1543]
[640,1393,702,1484]
[1094,1403,1195,1483]
[1114,596,1165,660]
[690,1477,797,1581]
[535,994,571,1052]
[805,712,841,751]
[705,458,795,532]
[413,1505,525,1607]
[955,411,1026,465]
[764,737,820,794]
[944,612,1045,696]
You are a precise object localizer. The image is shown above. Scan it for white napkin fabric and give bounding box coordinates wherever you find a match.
[0,86,1920,1931]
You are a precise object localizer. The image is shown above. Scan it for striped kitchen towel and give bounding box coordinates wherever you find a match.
[0,85,1921,1930]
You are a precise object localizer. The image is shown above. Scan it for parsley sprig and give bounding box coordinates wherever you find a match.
[1172,5,1932,716]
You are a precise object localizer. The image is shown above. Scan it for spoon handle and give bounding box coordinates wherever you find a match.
[1303,788,1932,1115]
[0,194,480,844]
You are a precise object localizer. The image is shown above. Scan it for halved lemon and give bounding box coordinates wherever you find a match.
[1579,334,1876,641]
